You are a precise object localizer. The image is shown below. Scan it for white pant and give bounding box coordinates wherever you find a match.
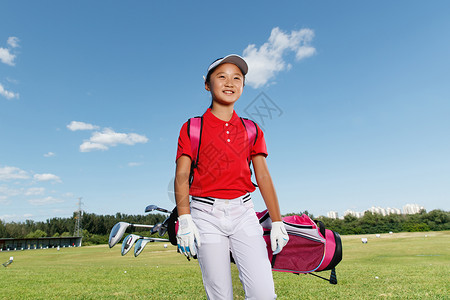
[191,194,276,300]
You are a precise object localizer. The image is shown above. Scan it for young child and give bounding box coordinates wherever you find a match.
[175,54,288,299]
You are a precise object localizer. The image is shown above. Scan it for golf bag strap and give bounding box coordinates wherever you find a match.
[188,117,203,186]
[271,253,278,268]
[188,117,202,168]
[315,219,326,238]
[240,118,258,163]
[167,207,179,246]
[240,118,258,187]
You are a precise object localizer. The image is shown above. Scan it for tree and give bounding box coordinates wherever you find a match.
[0,219,7,238]
[0,209,445,245]
[25,229,47,238]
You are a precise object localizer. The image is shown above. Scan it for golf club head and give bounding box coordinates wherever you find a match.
[134,238,151,257]
[159,216,171,237]
[144,205,158,213]
[145,204,171,214]
[151,222,162,235]
[158,225,168,237]
[121,234,141,256]
[155,207,172,214]
[109,222,130,248]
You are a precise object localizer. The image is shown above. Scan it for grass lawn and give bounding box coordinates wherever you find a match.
[0,231,448,299]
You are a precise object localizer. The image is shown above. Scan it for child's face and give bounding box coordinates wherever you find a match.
[205,63,244,107]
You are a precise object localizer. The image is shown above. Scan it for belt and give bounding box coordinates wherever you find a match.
[192,193,251,205]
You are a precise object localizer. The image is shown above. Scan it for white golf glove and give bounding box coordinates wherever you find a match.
[271,221,289,255]
[176,214,201,258]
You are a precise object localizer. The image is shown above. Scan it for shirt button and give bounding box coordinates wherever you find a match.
[225,123,229,127]
[226,131,230,134]
[227,139,231,142]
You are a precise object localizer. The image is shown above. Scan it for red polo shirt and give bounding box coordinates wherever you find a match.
[176,108,267,199]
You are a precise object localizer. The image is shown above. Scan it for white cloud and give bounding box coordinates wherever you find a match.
[44,152,56,157]
[0,83,19,100]
[0,47,16,66]
[79,141,108,152]
[6,77,19,84]
[1,213,35,222]
[0,185,47,204]
[7,37,20,48]
[28,196,64,206]
[0,195,9,204]
[0,37,19,66]
[0,185,21,197]
[67,121,99,131]
[90,128,148,145]
[25,187,46,196]
[0,166,29,181]
[62,192,75,198]
[33,173,62,183]
[80,128,149,152]
[128,162,142,167]
[0,214,19,221]
[243,27,316,88]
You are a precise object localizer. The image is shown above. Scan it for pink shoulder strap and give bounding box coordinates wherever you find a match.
[188,117,202,166]
[241,118,257,161]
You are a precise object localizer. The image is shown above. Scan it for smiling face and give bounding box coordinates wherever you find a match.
[205,63,244,107]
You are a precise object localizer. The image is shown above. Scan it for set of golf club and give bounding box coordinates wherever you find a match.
[108,205,172,257]
[2,257,13,267]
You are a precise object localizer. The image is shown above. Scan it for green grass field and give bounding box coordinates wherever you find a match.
[1,231,449,299]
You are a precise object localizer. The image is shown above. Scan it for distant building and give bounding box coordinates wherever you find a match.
[337,203,425,219]
[403,204,425,214]
[369,206,387,216]
[387,207,401,215]
[0,236,82,251]
[344,210,364,218]
[327,211,339,219]
[343,209,355,217]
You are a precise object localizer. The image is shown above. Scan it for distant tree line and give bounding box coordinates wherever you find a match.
[0,212,167,245]
[304,209,449,235]
[1,209,448,244]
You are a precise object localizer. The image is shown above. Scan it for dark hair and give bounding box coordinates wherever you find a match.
[205,66,217,85]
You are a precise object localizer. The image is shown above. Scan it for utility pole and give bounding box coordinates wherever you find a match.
[74,197,83,237]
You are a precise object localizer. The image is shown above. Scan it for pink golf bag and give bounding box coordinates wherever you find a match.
[257,210,342,284]
[167,207,342,284]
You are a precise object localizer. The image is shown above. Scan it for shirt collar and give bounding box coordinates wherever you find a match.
[203,108,240,127]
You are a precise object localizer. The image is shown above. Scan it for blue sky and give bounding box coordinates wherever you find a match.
[1,1,449,222]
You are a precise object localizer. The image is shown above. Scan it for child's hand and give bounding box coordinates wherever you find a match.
[270,221,289,255]
[176,214,201,258]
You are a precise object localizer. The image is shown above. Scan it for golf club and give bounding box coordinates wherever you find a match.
[2,257,13,267]
[122,234,169,256]
[144,204,172,214]
[109,222,154,248]
[158,216,171,237]
[121,234,142,256]
[151,222,163,235]
[134,238,154,257]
